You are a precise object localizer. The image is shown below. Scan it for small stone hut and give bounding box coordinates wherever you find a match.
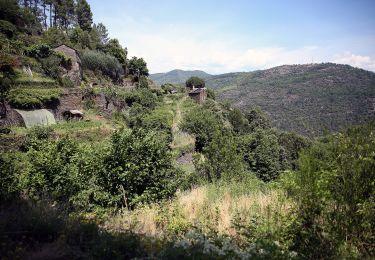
[54,44,82,86]
[187,86,207,104]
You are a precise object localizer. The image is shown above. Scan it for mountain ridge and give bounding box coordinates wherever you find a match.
[150,69,212,85]
[151,63,375,136]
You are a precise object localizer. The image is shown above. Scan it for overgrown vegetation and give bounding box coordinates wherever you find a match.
[0,1,374,259]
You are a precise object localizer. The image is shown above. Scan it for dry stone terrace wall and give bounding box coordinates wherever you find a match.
[54,89,84,121]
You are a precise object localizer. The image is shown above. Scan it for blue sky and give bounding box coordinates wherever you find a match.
[89,0,375,74]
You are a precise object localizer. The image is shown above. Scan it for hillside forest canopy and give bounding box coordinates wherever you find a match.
[0,1,374,259]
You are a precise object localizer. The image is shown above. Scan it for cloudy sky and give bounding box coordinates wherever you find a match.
[90,0,375,74]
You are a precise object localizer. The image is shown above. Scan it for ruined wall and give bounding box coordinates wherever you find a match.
[54,89,83,121]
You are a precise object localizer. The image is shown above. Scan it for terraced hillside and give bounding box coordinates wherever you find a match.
[206,63,375,136]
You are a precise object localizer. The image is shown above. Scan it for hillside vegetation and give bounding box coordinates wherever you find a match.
[154,64,375,136]
[208,63,375,136]
[1,1,374,259]
[150,69,212,85]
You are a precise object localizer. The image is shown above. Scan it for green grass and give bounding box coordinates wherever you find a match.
[7,88,63,109]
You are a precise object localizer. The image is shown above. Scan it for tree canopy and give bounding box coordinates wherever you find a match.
[186,76,205,88]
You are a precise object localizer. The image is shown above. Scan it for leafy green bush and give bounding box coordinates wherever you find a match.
[181,107,224,152]
[40,55,63,79]
[81,50,123,81]
[7,88,62,109]
[25,44,51,59]
[285,122,375,258]
[239,129,285,182]
[60,76,75,88]
[0,19,17,38]
[55,51,72,69]
[195,131,246,181]
[103,128,178,208]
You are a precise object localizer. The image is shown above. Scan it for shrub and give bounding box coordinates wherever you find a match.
[181,107,224,152]
[0,19,17,38]
[239,129,285,182]
[286,123,375,258]
[7,88,62,109]
[25,44,52,59]
[55,51,72,69]
[40,55,62,79]
[81,50,124,81]
[60,76,75,88]
[195,131,246,181]
[102,128,178,208]
[207,88,216,100]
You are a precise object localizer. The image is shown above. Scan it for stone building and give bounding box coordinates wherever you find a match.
[186,85,207,104]
[54,44,82,87]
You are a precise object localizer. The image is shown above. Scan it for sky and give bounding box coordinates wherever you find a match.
[89,0,375,74]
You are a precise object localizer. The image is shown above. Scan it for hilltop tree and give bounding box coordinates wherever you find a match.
[128,57,149,77]
[186,76,205,89]
[76,0,92,31]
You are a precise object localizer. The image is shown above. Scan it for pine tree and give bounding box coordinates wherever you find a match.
[76,0,92,31]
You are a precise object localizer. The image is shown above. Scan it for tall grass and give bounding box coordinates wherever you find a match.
[104,175,292,242]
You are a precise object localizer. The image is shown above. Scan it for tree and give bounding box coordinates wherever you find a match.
[186,76,205,89]
[128,56,149,77]
[239,129,284,182]
[228,108,249,134]
[93,22,109,45]
[245,107,271,132]
[287,122,375,258]
[55,0,75,29]
[76,0,92,31]
[101,39,127,69]
[195,131,245,182]
[181,107,223,152]
[103,128,177,208]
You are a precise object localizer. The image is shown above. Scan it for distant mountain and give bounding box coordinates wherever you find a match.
[206,63,375,136]
[150,69,212,85]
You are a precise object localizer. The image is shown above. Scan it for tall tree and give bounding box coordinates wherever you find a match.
[93,22,109,45]
[76,0,92,31]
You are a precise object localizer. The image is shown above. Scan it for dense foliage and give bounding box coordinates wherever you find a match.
[81,50,124,81]
[185,76,205,88]
[283,122,375,258]
[206,63,375,136]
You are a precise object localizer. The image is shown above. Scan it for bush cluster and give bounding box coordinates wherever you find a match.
[81,50,124,81]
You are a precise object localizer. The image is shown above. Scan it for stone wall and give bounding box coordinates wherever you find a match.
[54,89,83,121]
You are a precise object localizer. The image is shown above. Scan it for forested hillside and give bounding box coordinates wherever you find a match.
[0,1,374,259]
[208,63,375,136]
[150,69,211,85]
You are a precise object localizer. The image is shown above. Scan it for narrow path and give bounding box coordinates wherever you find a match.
[172,95,186,133]
[171,96,194,150]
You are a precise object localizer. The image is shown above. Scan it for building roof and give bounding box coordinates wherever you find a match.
[188,88,206,94]
[69,110,84,115]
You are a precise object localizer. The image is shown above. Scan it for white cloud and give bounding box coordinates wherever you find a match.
[100,14,375,74]
[333,52,375,72]
[124,32,323,74]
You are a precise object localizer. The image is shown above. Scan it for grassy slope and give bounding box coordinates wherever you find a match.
[105,175,290,241]
[207,63,375,136]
